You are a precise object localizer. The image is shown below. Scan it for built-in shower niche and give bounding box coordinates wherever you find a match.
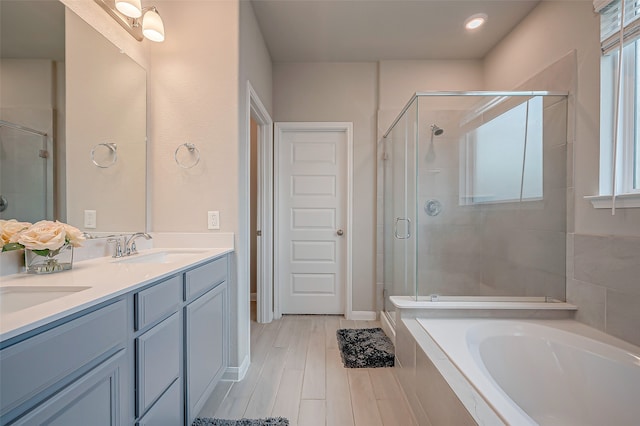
[382,92,569,317]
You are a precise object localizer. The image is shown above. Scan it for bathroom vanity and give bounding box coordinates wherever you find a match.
[0,248,231,425]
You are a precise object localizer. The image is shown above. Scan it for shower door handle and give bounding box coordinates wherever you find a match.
[394,217,411,240]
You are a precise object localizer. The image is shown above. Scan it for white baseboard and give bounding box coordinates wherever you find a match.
[250,292,257,302]
[349,311,377,321]
[223,354,250,382]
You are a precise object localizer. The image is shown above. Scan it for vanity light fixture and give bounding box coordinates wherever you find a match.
[464,13,488,31]
[94,0,165,42]
[115,0,142,18]
[142,7,165,42]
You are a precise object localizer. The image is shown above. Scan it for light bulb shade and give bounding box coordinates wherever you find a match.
[115,0,142,18]
[143,9,165,42]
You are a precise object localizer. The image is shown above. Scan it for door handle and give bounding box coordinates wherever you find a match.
[336,229,344,236]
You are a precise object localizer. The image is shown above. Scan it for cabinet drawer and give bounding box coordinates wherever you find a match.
[185,256,226,301]
[136,379,182,426]
[0,300,127,418]
[135,275,181,331]
[136,311,181,417]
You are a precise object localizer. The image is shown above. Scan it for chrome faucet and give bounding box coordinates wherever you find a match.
[124,232,152,256]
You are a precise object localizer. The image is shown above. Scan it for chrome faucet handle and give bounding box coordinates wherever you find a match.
[107,237,123,258]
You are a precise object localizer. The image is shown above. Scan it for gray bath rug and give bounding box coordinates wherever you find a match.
[192,418,289,426]
[336,328,394,368]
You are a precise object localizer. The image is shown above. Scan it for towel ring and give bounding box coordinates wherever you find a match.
[175,143,200,169]
[91,143,118,168]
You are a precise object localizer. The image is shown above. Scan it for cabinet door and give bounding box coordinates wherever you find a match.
[13,350,127,426]
[185,282,227,423]
[136,311,181,416]
[136,379,182,426]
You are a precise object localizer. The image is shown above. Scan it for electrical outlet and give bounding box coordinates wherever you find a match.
[84,210,97,228]
[208,211,220,230]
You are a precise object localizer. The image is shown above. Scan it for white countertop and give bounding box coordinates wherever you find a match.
[0,247,233,343]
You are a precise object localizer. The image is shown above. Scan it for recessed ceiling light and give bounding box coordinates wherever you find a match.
[465,13,488,31]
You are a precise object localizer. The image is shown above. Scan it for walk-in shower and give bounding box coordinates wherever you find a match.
[381,91,569,325]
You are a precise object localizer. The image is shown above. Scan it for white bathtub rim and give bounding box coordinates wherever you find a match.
[402,319,508,426]
[417,318,640,426]
[390,295,577,310]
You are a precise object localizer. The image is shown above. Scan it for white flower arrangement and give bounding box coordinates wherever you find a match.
[0,219,85,256]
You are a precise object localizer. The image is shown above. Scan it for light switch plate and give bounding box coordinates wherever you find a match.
[84,210,97,228]
[208,211,220,230]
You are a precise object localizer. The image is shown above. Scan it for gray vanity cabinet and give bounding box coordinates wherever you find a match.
[0,299,130,425]
[184,256,228,424]
[0,253,229,426]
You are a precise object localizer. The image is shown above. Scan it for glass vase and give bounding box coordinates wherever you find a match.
[24,243,74,274]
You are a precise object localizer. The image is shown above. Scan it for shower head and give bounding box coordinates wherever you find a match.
[430,124,444,136]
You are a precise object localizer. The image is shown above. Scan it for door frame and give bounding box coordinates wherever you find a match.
[247,81,273,324]
[273,122,353,319]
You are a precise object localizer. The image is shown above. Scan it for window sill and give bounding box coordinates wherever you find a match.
[584,193,640,209]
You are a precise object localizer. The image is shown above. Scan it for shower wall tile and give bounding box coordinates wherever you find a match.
[510,229,566,276]
[543,144,567,191]
[574,234,640,296]
[567,278,606,330]
[566,233,574,279]
[566,187,575,234]
[519,188,567,232]
[606,289,640,346]
[571,233,640,347]
[543,99,568,147]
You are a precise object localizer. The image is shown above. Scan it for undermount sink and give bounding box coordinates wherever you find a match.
[0,286,91,315]
[114,249,210,264]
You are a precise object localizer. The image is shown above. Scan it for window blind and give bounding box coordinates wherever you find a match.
[599,0,640,54]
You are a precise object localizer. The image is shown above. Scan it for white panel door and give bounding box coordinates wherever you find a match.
[276,123,350,315]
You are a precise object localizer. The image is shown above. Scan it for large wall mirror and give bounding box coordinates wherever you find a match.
[0,0,146,233]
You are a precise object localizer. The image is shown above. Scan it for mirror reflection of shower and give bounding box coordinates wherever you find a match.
[425,124,444,162]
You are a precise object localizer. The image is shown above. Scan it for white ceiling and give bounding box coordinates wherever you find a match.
[251,0,541,62]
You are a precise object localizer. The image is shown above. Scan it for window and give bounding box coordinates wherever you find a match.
[462,97,543,204]
[597,0,640,203]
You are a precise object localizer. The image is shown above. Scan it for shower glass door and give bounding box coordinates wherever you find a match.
[383,98,418,323]
[0,123,51,222]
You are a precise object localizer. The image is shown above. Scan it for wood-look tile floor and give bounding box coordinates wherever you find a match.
[198,315,417,426]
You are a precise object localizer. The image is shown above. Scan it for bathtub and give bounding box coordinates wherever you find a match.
[416,318,640,425]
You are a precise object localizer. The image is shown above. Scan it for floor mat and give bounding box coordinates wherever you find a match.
[336,327,394,368]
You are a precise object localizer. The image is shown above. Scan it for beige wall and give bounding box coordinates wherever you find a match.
[484,1,640,346]
[146,1,239,234]
[274,62,378,312]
